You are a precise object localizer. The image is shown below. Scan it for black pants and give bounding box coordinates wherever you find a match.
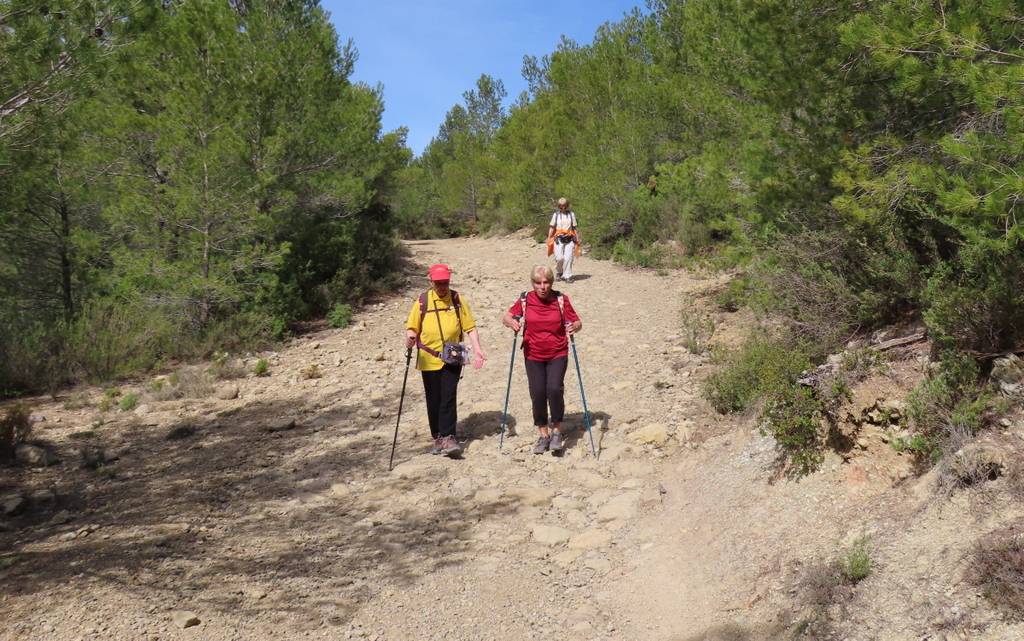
[421,363,462,438]
[524,356,568,427]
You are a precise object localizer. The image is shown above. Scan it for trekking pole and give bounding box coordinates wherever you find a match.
[569,334,598,458]
[388,346,413,471]
[498,316,521,449]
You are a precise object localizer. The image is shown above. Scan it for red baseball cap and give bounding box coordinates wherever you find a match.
[427,263,452,281]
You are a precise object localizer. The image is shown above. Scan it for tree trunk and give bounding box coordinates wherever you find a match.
[58,193,73,322]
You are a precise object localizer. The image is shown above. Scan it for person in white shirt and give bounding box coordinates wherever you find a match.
[546,197,581,282]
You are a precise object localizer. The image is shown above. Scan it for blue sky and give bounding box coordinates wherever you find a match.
[322,1,644,156]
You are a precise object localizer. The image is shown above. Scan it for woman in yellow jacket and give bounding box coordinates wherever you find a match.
[404,264,487,457]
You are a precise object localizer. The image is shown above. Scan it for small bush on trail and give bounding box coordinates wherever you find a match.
[327,303,353,329]
[680,309,715,355]
[254,359,270,377]
[703,335,812,414]
[144,367,213,402]
[208,352,245,381]
[790,540,873,637]
[0,404,32,462]
[147,377,177,402]
[301,363,322,380]
[704,334,827,474]
[714,276,752,312]
[175,367,214,398]
[611,239,663,268]
[838,538,872,584]
[118,393,140,412]
[969,524,1024,620]
[762,384,825,475]
[906,352,995,465]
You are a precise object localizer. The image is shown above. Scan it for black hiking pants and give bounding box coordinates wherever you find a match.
[524,356,568,427]
[421,363,462,439]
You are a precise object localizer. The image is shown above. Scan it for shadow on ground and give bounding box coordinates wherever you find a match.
[675,621,795,641]
[0,392,520,629]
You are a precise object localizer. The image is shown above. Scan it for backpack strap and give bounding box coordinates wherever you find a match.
[554,291,565,324]
[416,289,463,359]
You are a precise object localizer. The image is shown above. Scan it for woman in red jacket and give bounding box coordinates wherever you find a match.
[501,265,583,454]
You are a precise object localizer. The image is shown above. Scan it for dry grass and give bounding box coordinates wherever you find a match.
[968,522,1024,620]
[144,366,214,402]
[0,404,33,461]
[935,435,1008,496]
[301,363,323,380]
[680,307,715,355]
[208,352,246,381]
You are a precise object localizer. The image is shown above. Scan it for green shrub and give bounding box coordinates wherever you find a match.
[923,250,1024,356]
[254,359,270,377]
[891,433,936,457]
[0,404,32,461]
[65,301,178,382]
[703,335,812,414]
[906,352,993,464]
[680,309,715,355]
[118,393,140,412]
[715,276,752,312]
[327,303,353,329]
[762,383,825,475]
[838,538,872,584]
[611,239,662,268]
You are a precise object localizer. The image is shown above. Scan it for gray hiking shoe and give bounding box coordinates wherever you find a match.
[533,436,551,454]
[549,431,565,453]
[430,437,443,455]
[442,435,463,458]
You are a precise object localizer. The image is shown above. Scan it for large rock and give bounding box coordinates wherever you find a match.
[629,423,670,446]
[171,611,201,629]
[14,443,55,467]
[507,487,555,507]
[552,549,584,568]
[1,494,26,517]
[575,472,609,490]
[596,492,640,523]
[473,488,503,503]
[215,384,239,400]
[568,528,612,550]
[992,355,1024,397]
[530,524,572,546]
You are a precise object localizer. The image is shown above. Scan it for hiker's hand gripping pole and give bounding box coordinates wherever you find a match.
[570,334,598,459]
[498,316,521,449]
[388,346,413,471]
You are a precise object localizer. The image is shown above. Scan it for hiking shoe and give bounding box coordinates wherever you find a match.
[430,437,443,455]
[533,436,551,454]
[442,435,463,458]
[549,431,565,453]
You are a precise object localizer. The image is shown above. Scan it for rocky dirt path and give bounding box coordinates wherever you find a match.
[1,234,727,641]
[4,234,1024,641]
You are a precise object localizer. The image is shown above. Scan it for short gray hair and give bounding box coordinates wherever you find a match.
[530,265,554,283]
